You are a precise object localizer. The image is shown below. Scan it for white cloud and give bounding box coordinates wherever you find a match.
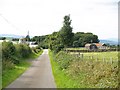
[0,0,118,39]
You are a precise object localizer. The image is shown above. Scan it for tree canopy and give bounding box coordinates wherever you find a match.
[59,15,74,47]
[31,15,99,53]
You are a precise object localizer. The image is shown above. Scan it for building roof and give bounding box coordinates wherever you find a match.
[85,43,106,47]
[94,43,102,47]
[85,44,91,47]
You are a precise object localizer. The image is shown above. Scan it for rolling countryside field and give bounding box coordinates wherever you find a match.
[69,51,118,62]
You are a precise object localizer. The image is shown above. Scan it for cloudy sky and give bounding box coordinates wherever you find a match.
[0,0,119,39]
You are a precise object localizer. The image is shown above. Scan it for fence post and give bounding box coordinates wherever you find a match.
[91,56,93,60]
[76,53,78,57]
[103,57,105,62]
[79,52,80,58]
[81,54,83,60]
[110,57,112,64]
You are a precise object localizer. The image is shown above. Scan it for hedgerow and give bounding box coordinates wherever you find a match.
[14,44,32,58]
[2,41,32,70]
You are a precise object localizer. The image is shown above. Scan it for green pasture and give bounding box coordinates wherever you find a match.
[66,47,87,50]
[70,51,118,62]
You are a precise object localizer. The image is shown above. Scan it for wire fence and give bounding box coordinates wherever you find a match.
[65,48,119,53]
[70,53,119,66]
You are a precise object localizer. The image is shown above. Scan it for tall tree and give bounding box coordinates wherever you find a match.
[59,15,74,47]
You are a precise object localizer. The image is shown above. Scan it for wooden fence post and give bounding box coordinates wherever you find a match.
[91,56,93,60]
[103,57,105,62]
[81,54,83,60]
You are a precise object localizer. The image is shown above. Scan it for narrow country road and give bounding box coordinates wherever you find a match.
[6,49,56,88]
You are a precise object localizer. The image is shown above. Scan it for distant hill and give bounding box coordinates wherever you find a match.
[0,34,24,38]
[100,39,118,45]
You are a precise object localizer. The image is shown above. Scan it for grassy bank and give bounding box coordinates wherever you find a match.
[49,50,119,88]
[2,61,30,88]
[49,50,81,88]
[2,50,43,88]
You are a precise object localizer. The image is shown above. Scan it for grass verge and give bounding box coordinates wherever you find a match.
[2,50,43,88]
[2,61,30,88]
[49,50,80,88]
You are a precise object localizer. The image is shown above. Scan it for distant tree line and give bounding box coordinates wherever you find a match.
[31,15,99,53]
[0,37,6,40]
[0,37,19,41]
[12,38,19,41]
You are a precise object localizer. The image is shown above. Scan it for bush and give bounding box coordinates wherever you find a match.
[73,41,79,47]
[55,51,73,70]
[42,44,49,49]
[2,59,15,70]
[51,44,64,53]
[31,47,41,54]
[2,41,16,60]
[15,44,32,58]
[2,42,32,70]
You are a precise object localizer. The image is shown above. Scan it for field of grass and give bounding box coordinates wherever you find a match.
[71,51,118,62]
[66,47,87,50]
[2,50,43,88]
[49,50,119,88]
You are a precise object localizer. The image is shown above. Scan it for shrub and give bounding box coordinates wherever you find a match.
[55,51,73,70]
[2,59,15,70]
[52,44,64,53]
[2,42,32,70]
[2,41,16,60]
[15,44,32,58]
[31,47,41,54]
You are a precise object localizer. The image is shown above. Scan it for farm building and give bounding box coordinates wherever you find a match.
[18,38,28,44]
[85,43,107,50]
[95,43,107,49]
[85,43,98,50]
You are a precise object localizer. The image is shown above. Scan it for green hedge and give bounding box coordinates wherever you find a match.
[2,41,32,70]
[14,44,32,58]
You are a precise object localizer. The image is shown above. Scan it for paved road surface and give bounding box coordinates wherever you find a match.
[6,49,56,88]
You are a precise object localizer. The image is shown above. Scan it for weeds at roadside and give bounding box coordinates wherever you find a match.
[49,50,119,88]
